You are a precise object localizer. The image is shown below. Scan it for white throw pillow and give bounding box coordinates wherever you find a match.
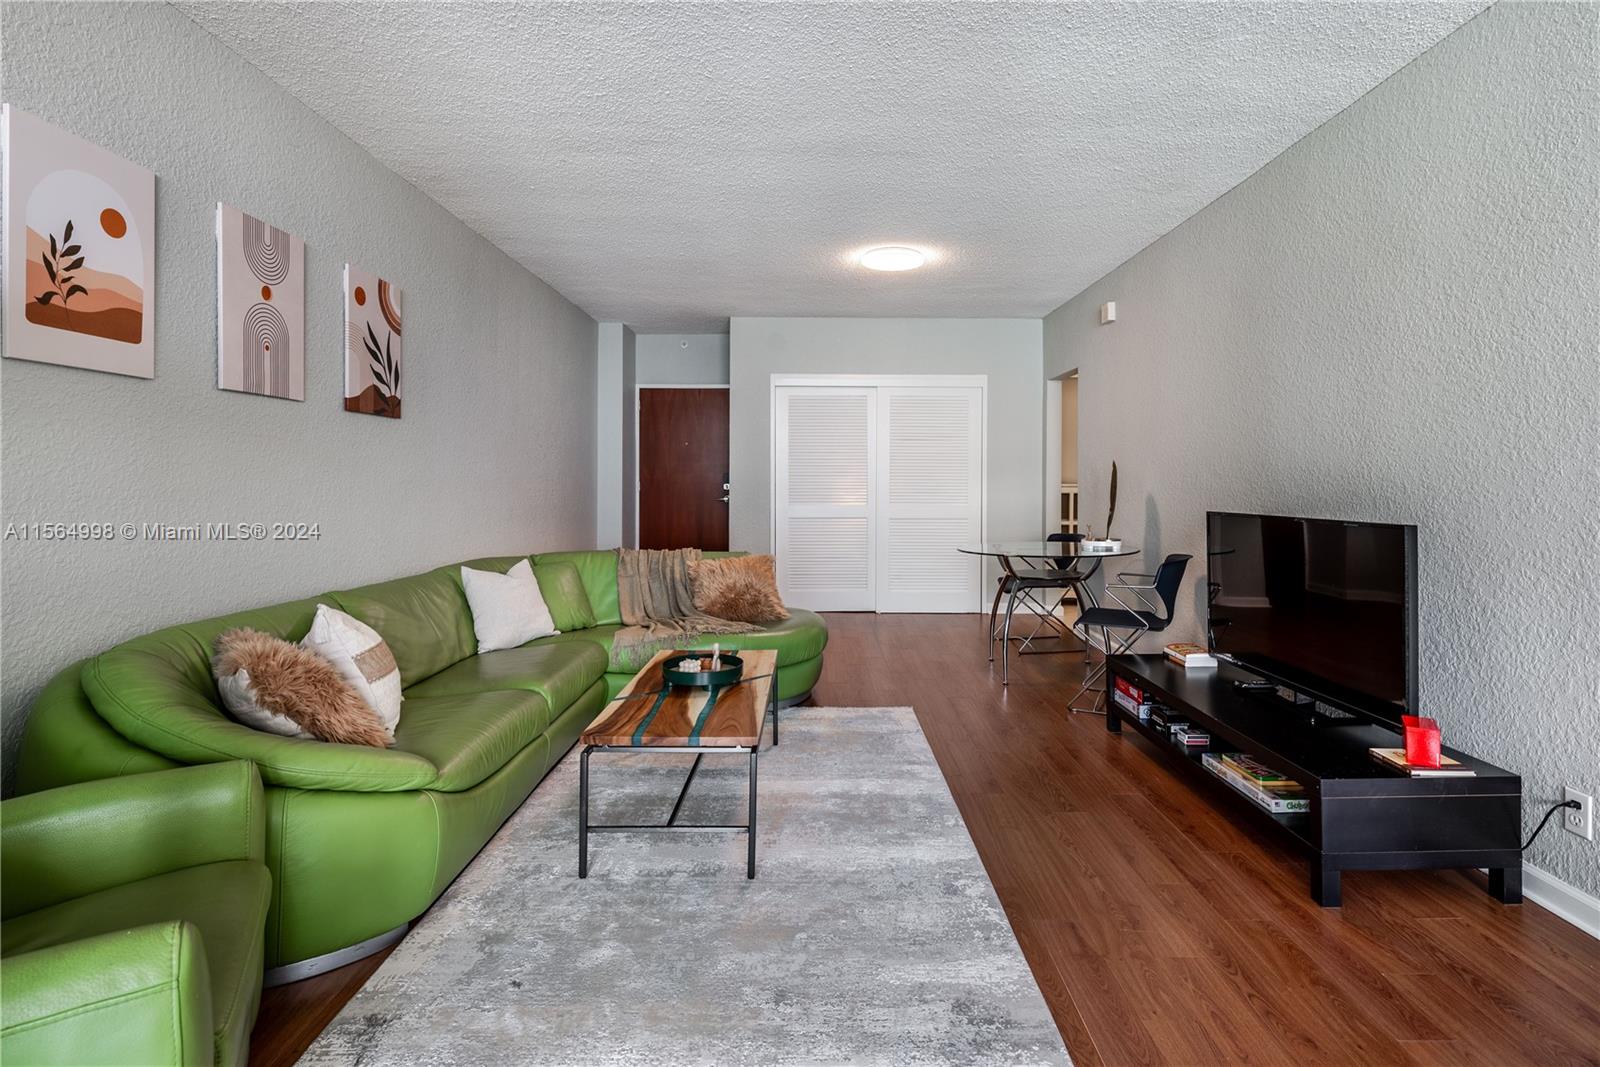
[461,559,559,653]
[300,603,403,736]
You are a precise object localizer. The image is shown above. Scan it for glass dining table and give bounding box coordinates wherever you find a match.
[956,541,1142,684]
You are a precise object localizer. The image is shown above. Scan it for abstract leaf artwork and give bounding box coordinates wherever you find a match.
[343,264,403,418]
[2,105,156,378]
[217,202,305,400]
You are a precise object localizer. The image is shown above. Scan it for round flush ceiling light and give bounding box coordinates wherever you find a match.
[859,246,927,272]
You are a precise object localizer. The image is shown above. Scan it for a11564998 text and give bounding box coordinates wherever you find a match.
[2,521,322,542]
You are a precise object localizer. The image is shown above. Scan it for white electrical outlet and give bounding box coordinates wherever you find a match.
[1564,787,1594,841]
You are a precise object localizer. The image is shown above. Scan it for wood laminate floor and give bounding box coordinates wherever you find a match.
[250,613,1600,1067]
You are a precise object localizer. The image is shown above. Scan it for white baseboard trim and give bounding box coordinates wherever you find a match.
[1521,861,1600,940]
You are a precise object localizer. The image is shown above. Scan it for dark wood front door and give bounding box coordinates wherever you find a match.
[638,387,729,550]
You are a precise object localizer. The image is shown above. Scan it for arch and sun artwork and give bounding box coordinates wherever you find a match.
[343,265,403,418]
[216,202,305,400]
[2,105,156,378]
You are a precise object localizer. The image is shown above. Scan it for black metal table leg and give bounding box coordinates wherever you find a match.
[579,741,763,878]
[747,747,758,879]
[666,753,705,826]
[770,684,779,746]
[578,746,591,878]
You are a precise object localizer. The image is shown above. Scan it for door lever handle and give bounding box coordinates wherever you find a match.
[719,495,730,504]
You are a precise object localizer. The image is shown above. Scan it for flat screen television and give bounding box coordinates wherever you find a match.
[1206,512,1417,728]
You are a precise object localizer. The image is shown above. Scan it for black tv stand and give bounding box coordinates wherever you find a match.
[1230,682,1361,727]
[1105,655,1523,907]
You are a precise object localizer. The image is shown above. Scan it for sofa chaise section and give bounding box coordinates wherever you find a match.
[532,550,827,701]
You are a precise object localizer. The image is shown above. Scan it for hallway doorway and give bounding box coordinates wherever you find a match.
[637,386,730,550]
[1058,371,1079,536]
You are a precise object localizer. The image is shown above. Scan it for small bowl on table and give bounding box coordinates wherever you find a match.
[662,652,744,688]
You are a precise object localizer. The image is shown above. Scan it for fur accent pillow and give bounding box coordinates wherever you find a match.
[691,554,790,624]
[213,629,393,747]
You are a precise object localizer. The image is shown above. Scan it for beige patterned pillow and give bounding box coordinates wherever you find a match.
[213,629,392,747]
[691,554,790,624]
[300,604,403,735]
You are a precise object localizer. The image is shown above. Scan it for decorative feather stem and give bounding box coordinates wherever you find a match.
[1105,461,1118,538]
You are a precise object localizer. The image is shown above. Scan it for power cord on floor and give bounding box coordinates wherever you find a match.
[1521,800,1580,851]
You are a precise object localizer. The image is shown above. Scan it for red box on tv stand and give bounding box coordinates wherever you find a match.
[1402,714,1442,769]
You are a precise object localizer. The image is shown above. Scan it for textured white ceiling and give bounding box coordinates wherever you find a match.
[179,1,1485,331]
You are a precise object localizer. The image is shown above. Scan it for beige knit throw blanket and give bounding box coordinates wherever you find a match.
[610,548,757,671]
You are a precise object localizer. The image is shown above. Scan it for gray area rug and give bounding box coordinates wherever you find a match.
[304,707,1070,1066]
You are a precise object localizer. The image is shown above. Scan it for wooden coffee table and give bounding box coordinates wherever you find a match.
[577,648,778,879]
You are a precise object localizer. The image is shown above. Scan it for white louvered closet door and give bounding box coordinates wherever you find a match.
[875,386,984,612]
[775,387,877,611]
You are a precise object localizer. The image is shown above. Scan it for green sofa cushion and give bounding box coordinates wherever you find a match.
[95,598,324,708]
[329,566,477,686]
[531,626,625,658]
[535,561,598,631]
[405,641,606,717]
[534,550,621,626]
[0,920,214,1067]
[1,859,271,1067]
[391,690,551,792]
[82,610,440,794]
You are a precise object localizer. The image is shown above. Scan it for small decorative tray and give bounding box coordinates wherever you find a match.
[662,652,744,688]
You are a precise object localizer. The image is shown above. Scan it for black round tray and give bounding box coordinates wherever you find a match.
[662,652,744,688]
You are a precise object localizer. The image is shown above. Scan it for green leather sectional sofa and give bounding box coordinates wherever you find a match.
[15,549,826,981]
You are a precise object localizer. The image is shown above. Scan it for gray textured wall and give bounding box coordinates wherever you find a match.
[594,324,625,546]
[0,2,598,786]
[634,333,730,385]
[728,318,1044,580]
[1045,3,1599,894]
[620,326,637,548]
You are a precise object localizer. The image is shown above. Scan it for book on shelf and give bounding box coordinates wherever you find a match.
[1149,707,1188,734]
[1202,753,1311,813]
[1213,753,1305,795]
[1112,676,1144,714]
[1368,747,1475,777]
[1164,642,1218,669]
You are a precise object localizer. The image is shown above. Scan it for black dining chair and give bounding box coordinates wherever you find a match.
[1047,531,1094,666]
[994,533,1091,685]
[1047,530,1085,564]
[1043,531,1094,660]
[986,532,1084,667]
[1068,553,1192,712]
